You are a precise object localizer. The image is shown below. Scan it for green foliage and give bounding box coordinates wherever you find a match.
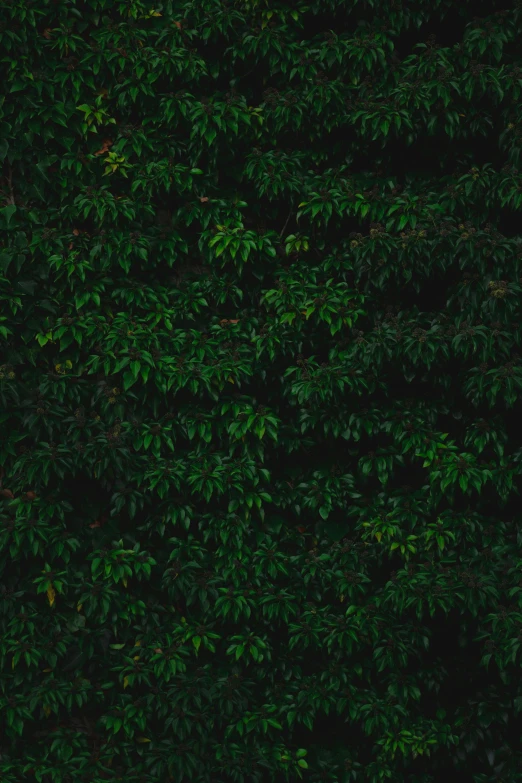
[1,0,522,782]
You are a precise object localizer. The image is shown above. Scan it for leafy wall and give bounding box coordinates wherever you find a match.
[1,0,522,781]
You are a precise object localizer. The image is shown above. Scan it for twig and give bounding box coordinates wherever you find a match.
[235,65,258,83]
[4,164,15,205]
[279,207,292,238]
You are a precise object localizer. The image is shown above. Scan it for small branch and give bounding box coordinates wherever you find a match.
[3,164,15,206]
[279,207,292,238]
[235,65,258,83]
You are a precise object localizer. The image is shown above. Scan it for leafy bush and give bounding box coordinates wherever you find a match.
[1,0,522,781]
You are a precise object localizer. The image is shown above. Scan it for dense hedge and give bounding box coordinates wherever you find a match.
[1,0,522,781]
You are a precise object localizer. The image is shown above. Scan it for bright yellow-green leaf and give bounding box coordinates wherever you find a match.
[46,585,56,607]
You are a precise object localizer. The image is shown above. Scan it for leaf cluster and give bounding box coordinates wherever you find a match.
[1,1,522,782]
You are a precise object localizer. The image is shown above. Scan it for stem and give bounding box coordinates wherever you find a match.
[6,164,15,205]
[279,207,292,238]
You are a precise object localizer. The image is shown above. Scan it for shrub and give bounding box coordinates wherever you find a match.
[1,1,522,781]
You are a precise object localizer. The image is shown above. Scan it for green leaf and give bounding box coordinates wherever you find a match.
[123,371,137,391]
[0,205,17,229]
